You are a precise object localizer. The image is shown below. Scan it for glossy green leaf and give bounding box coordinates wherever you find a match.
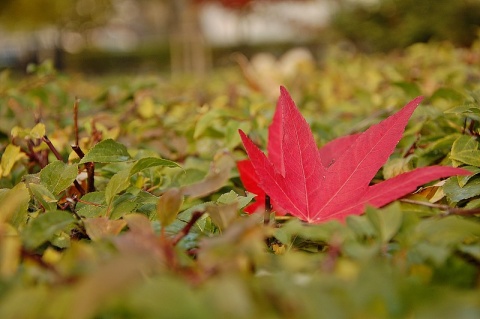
[76,191,107,218]
[79,139,131,164]
[444,176,480,203]
[110,194,138,219]
[450,135,480,167]
[105,168,131,205]
[28,183,58,211]
[129,157,180,176]
[40,160,78,195]
[456,166,480,187]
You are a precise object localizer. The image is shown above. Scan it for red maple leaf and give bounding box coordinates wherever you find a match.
[238,87,470,223]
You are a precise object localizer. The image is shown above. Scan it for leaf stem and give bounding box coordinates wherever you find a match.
[264,194,272,225]
[400,198,480,216]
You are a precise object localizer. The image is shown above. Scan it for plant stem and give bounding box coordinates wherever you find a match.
[400,198,480,216]
[264,194,272,225]
[71,98,95,193]
[42,135,62,161]
[172,211,204,246]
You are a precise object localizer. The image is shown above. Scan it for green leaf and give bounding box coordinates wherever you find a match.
[105,168,131,205]
[28,183,58,211]
[430,88,465,102]
[382,157,412,180]
[0,183,30,226]
[129,157,180,176]
[194,109,228,139]
[458,244,480,261]
[40,160,78,195]
[181,151,235,198]
[79,139,131,164]
[110,193,138,219]
[411,242,450,265]
[22,210,75,250]
[416,134,460,167]
[217,190,255,209]
[0,144,26,177]
[445,103,480,122]
[450,135,480,167]
[366,203,403,243]
[225,121,251,150]
[415,216,480,246]
[456,166,480,187]
[346,215,377,239]
[76,191,107,218]
[393,81,421,97]
[444,176,480,203]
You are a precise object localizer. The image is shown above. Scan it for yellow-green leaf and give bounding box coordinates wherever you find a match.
[0,144,26,177]
[40,160,78,195]
[29,123,46,139]
[0,182,30,225]
[105,168,131,205]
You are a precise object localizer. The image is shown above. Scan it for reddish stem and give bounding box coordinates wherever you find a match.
[171,211,204,246]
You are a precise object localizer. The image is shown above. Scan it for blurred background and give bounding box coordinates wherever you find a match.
[1,0,480,75]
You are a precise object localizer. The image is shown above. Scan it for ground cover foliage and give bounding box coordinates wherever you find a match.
[1,40,480,318]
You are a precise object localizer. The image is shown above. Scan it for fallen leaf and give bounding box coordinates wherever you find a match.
[239,87,470,223]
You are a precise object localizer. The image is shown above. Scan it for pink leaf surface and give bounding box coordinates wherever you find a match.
[362,166,471,208]
[319,133,361,168]
[277,87,326,221]
[316,166,471,222]
[239,88,470,223]
[316,97,424,219]
[239,130,307,219]
[237,160,265,214]
[237,159,288,215]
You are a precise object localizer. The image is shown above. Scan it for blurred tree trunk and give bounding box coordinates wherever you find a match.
[168,0,210,76]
